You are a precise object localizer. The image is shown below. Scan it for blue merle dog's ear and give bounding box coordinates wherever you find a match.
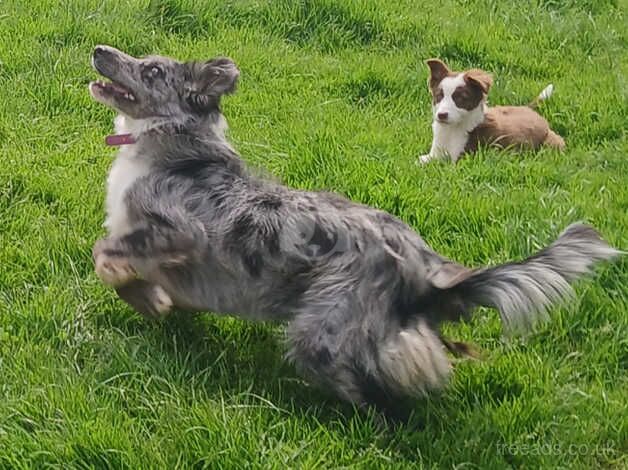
[185,57,240,111]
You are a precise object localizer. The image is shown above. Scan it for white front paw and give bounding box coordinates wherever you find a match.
[418,154,433,165]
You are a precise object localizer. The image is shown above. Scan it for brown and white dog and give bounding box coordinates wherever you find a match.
[419,59,565,164]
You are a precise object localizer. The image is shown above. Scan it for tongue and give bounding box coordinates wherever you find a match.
[109,82,128,94]
[97,80,129,95]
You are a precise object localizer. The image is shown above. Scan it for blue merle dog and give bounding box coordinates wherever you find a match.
[89,45,620,412]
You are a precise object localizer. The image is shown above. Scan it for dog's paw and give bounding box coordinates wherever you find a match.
[151,285,173,316]
[92,238,117,261]
[418,154,433,165]
[94,252,137,287]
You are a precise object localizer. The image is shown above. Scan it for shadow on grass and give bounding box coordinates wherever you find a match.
[98,305,473,440]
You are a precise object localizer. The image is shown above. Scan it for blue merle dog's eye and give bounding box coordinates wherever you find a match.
[143,65,164,81]
[150,66,163,78]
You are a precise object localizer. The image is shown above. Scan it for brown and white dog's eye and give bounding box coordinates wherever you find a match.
[452,85,482,110]
[458,88,470,99]
[433,89,444,105]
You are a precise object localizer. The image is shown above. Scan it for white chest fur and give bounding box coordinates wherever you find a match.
[102,114,225,236]
[420,107,486,164]
[431,121,473,161]
[104,115,154,237]
[105,146,151,236]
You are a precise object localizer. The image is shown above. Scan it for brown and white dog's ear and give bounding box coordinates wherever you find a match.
[186,57,240,110]
[464,69,493,95]
[426,58,450,87]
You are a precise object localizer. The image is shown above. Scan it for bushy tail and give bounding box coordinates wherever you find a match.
[452,223,620,331]
[528,83,554,109]
[376,224,619,399]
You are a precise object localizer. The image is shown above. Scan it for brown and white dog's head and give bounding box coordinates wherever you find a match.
[426,59,493,126]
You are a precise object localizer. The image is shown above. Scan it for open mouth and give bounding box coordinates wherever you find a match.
[89,80,136,103]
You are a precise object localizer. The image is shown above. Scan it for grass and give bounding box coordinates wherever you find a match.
[0,0,626,467]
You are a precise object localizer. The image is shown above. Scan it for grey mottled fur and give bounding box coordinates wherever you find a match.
[89,46,621,411]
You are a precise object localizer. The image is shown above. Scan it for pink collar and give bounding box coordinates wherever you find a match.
[105,133,137,146]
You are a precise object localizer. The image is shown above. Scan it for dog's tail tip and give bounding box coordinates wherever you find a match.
[538,83,554,101]
[528,83,555,108]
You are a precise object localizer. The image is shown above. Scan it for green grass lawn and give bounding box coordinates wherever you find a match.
[1,0,626,467]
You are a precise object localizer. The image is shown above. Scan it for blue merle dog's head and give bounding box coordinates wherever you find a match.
[89,45,239,120]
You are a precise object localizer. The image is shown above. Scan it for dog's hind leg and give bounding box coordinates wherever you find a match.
[285,288,386,408]
[287,304,453,420]
[285,288,428,418]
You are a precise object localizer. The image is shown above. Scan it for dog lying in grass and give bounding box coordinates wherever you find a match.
[89,45,618,413]
[419,59,565,164]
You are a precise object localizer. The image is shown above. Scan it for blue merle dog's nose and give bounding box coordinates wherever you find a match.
[93,45,113,60]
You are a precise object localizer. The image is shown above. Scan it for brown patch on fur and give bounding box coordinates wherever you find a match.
[426,61,492,109]
[452,84,484,110]
[543,130,566,150]
[465,106,564,152]
[464,69,493,94]
[450,69,493,110]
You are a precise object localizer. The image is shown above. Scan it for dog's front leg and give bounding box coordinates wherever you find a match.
[93,217,206,288]
[418,147,438,165]
[93,237,174,318]
[418,139,448,165]
[115,280,173,319]
[418,153,434,164]
[450,150,464,164]
[93,237,138,287]
[420,147,463,165]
